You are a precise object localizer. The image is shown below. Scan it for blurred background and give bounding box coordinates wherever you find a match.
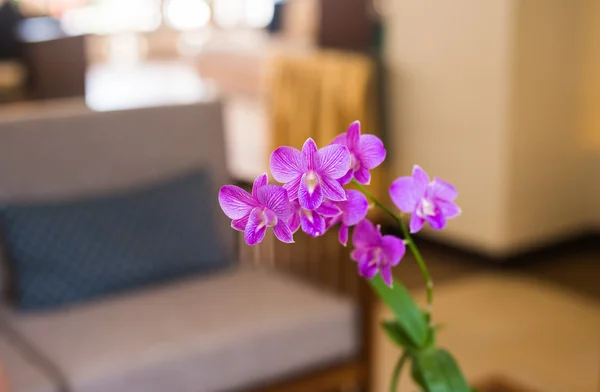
[0,1,598,392]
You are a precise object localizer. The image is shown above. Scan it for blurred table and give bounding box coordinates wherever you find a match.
[373,274,600,392]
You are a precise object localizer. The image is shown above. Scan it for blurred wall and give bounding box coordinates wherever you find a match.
[506,0,587,250]
[581,0,600,151]
[384,0,596,256]
[384,0,515,255]
[581,0,600,230]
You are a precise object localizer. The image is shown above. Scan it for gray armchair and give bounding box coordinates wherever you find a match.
[0,97,370,392]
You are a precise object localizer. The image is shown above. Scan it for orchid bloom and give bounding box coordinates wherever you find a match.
[389,165,461,233]
[319,190,369,246]
[218,173,294,245]
[331,121,386,185]
[270,138,351,211]
[287,199,326,238]
[350,219,405,287]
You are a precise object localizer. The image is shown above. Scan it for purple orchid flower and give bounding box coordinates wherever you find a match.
[389,165,461,233]
[218,173,294,246]
[350,219,405,287]
[319,190,369,246]
[331,121,386,185]
[270,138,351,211]
[287,199,326,238]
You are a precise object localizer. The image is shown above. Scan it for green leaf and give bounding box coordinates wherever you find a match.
[411,348,470,392]
[381,321,420,352]
[369,275,429,347]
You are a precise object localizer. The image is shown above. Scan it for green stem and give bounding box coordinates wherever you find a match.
[390,351,409,392]
[352,180,434,323]
[352,181,402,227]
[398,219,433,324]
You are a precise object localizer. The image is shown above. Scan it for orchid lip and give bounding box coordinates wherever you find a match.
[417,199,436,218]
[370,248,383,267]
[351,154,361,171]
[257,208,278,230]
[302,208,314,223]
[305,171,319,194]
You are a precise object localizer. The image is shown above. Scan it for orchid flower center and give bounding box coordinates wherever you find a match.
[305,170,319,194]
[417,198,436,218]
[257,208,278,231]
[301,208,314,223]
[351,154,360,171]
[370,248,382,266]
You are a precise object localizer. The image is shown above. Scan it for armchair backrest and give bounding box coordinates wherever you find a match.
[0,98,235,294]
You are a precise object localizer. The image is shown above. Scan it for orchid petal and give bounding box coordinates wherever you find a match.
[358,134,386,169]
[389,176,421,213]
[231,216,249,231]
[283,176,302,201]
[257,184,291,220]
[270,147,303,183]
[438,200,461,219]
[325,214,341,229]
[300,209,326,237]
[352,219,381,248]
[338,224,349,246]
[353,164,371,185]
[341,190,369,226]
[273,221,294,243]
[380,265,394,287]
[430,177,458,201]
[317,144,351,179]
[287,210,301,233]
[358,257,378,279]
[320,176,346,202]
[351,248,370,263]
[244,207,267,245]
[346,121,361,150]
[427,213,447,230]
[302,138,318,171]
[252,173,268,199]
[218,185,257,220]
[337,168,354,185]
[330,132,347,146]
[381,235,406,267]
[298,173,324,210]
[316,201,342,217]
[409,213,425,233]
[412,165,430,189]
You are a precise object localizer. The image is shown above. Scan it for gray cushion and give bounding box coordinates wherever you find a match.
[0,267,359,392]
[0,170,230,311]
[0,331,57,392]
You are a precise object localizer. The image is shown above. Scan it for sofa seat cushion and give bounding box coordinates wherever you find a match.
[0,267,359,392]
[0,331,57,392]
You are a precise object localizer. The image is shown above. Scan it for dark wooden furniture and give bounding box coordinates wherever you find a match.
[318,0,376,50]
[16,17,87,100]
[21,34,87,100]
[476,376,540,392]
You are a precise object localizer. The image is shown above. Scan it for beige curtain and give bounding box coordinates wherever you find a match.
[267,50,386,202]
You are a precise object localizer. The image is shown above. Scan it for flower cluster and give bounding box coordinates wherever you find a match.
[218,121,460,286]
